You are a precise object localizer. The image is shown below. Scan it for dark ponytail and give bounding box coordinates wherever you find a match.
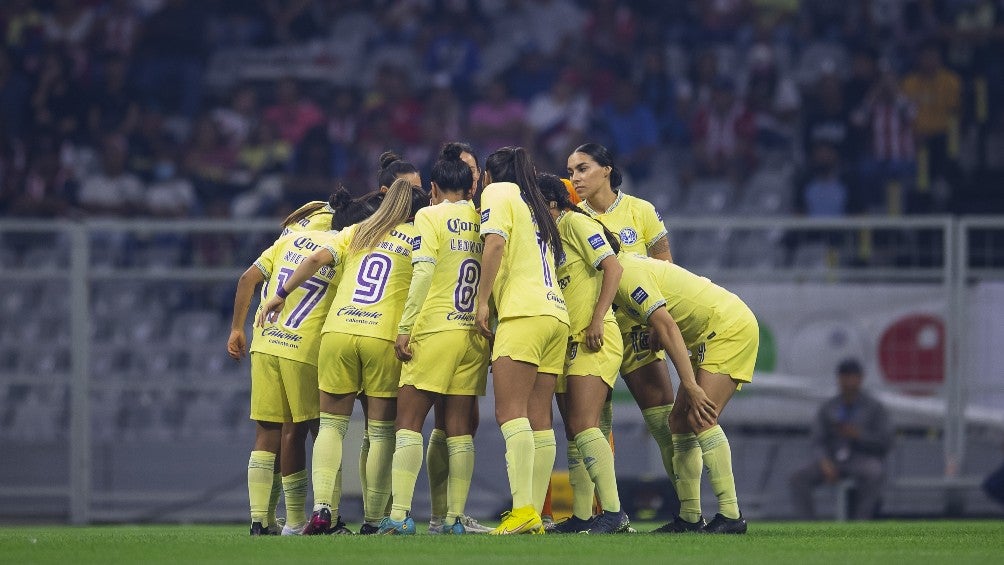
[485,146,563,263]
[432,143,474,193]
[377,151,418,189]
[573,143,622,189]
[536,172,620,255]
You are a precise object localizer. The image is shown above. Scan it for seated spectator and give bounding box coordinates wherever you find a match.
[146,146,196,218]
[799,140,848,217]
[262,77,325,147]
[744,43,801,151]
[789,359,893,520]
[77,134,145,216]
[468,78,528,158]
[596,81,659,182]
[527,69,590,172]
[212,84,259,149]
[691,76,756,178]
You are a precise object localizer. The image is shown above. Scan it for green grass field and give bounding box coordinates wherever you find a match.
[2,521,1002,564]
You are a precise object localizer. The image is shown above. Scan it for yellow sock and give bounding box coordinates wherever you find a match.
[427,428,449,520]
[500,418,534,509]
[599,400,613,441]
[672,433,702,523]
[247,451,275,524]
[446,435,475,521]
[697,425,740,519]
[576,427,620,513]
[267,470,281,528]
[566,443,594,519]
[312,412,349,510]
[390,429,424,521]
[532,429,556,515]
[365,419,396,522]
[642,404,675,482]
[358,429,369,517]
[282,469,308,528]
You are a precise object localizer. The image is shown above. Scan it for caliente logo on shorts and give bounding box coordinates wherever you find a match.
[619,227,638,245]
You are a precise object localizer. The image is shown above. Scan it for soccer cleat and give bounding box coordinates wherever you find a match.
[301,507,332,535]
[377,515,416,535]
[427,516,445,534]
[489,505,543,535]
[456,515,492,534]
[550,515,593,534]
[702,513,747,534]
[652,515,706,533]
[358,522,380,535]
[249,521,270,536]
[585,510,631,534]
[280,523,305,536]
[326,517,354,535]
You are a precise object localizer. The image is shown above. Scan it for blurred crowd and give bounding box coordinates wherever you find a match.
[1,0,1004,222]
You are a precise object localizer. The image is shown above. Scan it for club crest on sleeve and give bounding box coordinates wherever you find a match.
[481,209,490,223]
[587,234,605,250]
[631,286,648,304]
[620,227,638,245]
[412,236,422,251]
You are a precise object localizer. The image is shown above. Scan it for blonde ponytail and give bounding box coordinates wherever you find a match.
[347,177,413,255]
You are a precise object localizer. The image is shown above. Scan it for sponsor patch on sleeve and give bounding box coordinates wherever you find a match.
[631,286,649,304]
[481,209,490,223]
[412,236,421,251]
[587,233,605,250]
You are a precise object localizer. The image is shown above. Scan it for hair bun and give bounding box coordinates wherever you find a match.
[379,151,402,169]
[440,143,463,161]
[328,187,352,211]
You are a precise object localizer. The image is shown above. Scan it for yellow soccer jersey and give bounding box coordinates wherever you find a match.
[280,201,335,236]
[410,200,484,335]
[322,222,418,341]
[556,211,616,340]
[613,253,749,346]
[251,230,341,364]
[578,191,667,255]
[480,181,568,323]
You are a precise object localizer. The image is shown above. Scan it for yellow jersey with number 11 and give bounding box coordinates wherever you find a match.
[555,211,616,341]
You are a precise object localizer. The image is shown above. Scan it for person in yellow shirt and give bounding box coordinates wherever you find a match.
[613,252,758,534]
[536,173,630,534]
[257,178,427,535]
[567,143,678,525]
[377,145,490,535]
[476,146,570,534]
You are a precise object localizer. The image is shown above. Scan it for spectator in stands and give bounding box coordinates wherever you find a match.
[127,104,172,183]
[364,65,423,147]
[691,76,755,179]
[41,0,95,65]
[31,50,85,141]
[86,56,138,143]
[212,84,259,149]
[596,81,659,182]
[238,121,292,181]
[789,359,892,521]
[133,0,209,118]
[744,43,801,153]
[527,68,590,173]
[635,47,689,146]
[326,88,359,180]
[803,71,852,164]
[78,134,145,217]
[503,49,557,103]
[145,145,196,218]
[799,140,849,217]
[90,0,141,60]
[183,116,238,209]
[5,134,75,218]
[262,77,325,148]
[468,78,529,159]
[422,15,481,101]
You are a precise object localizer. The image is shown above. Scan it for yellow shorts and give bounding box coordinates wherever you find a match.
[620,327,667,375]
[688,309,759,385]
[250,352,319,423]
[400,330,490,396]
[557,318,622,393]
[318,332,401,398]
[492,315,569,375]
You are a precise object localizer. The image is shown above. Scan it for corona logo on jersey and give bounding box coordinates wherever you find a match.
[620,227,638,245]
[292,236,322,251]
[447,218,479,234]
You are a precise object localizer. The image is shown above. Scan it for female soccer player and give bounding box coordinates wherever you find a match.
[258,177,427,535]
[613,252,758,534]
[228,190,363,535]
[535,173,629,534]
[377,144,490,535]
[567,143,679,530]
[475,146,569,535]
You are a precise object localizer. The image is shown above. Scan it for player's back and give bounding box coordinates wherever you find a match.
[280,201,334,237]
[322,222,419,341]
[411,200,484,335]
[480,181,568,323]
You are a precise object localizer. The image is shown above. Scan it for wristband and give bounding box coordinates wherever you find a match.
[276,285,291,299]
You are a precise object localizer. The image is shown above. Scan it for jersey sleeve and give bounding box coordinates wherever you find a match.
[412,208,439,265]
[616,262,667,324]
[253,239,280,278]
[569,214,614,269]
[320,226,351,266]
[639,201,669,248]
[480,185,513,241]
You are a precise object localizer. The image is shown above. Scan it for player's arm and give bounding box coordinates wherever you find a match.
[396,260,435,361]
[256,247,334,327]
[228,265,266,360]
[648,235,673,262]
[475,233,504,338]
[646,307,717,427]
[585,254,622,351]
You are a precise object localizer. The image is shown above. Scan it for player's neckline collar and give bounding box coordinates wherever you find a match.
[583,190,624,215]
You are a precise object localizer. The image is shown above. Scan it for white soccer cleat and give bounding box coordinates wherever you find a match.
[427,516,445,534]
[281,523,305,536]
[456,514,492,534]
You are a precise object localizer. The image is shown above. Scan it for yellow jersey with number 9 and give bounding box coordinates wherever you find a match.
[556,211,616,340]
[321,222,419,341]
[251,230,340,364]
[411,199,484,336]
[480,181,568,324]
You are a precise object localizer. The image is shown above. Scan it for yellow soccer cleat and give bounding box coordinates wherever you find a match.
[489,505,543,535]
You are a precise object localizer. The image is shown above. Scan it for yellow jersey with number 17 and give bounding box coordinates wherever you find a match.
[556,211,616,341]
[411,199,484,336]
[251,230,340,364]
[321,222,419,341]
[480,181,568,324]
[578,191,666,255]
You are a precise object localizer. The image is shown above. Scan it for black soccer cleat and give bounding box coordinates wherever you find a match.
[326,516,354,535]
[550,514,594,534]
[358,522,380,535]
[585,510,632,534]
[702,513,747,534]
[652,515,706,533]
[249,521,270,536]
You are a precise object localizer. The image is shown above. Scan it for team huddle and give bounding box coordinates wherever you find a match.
[227,142,759,537]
